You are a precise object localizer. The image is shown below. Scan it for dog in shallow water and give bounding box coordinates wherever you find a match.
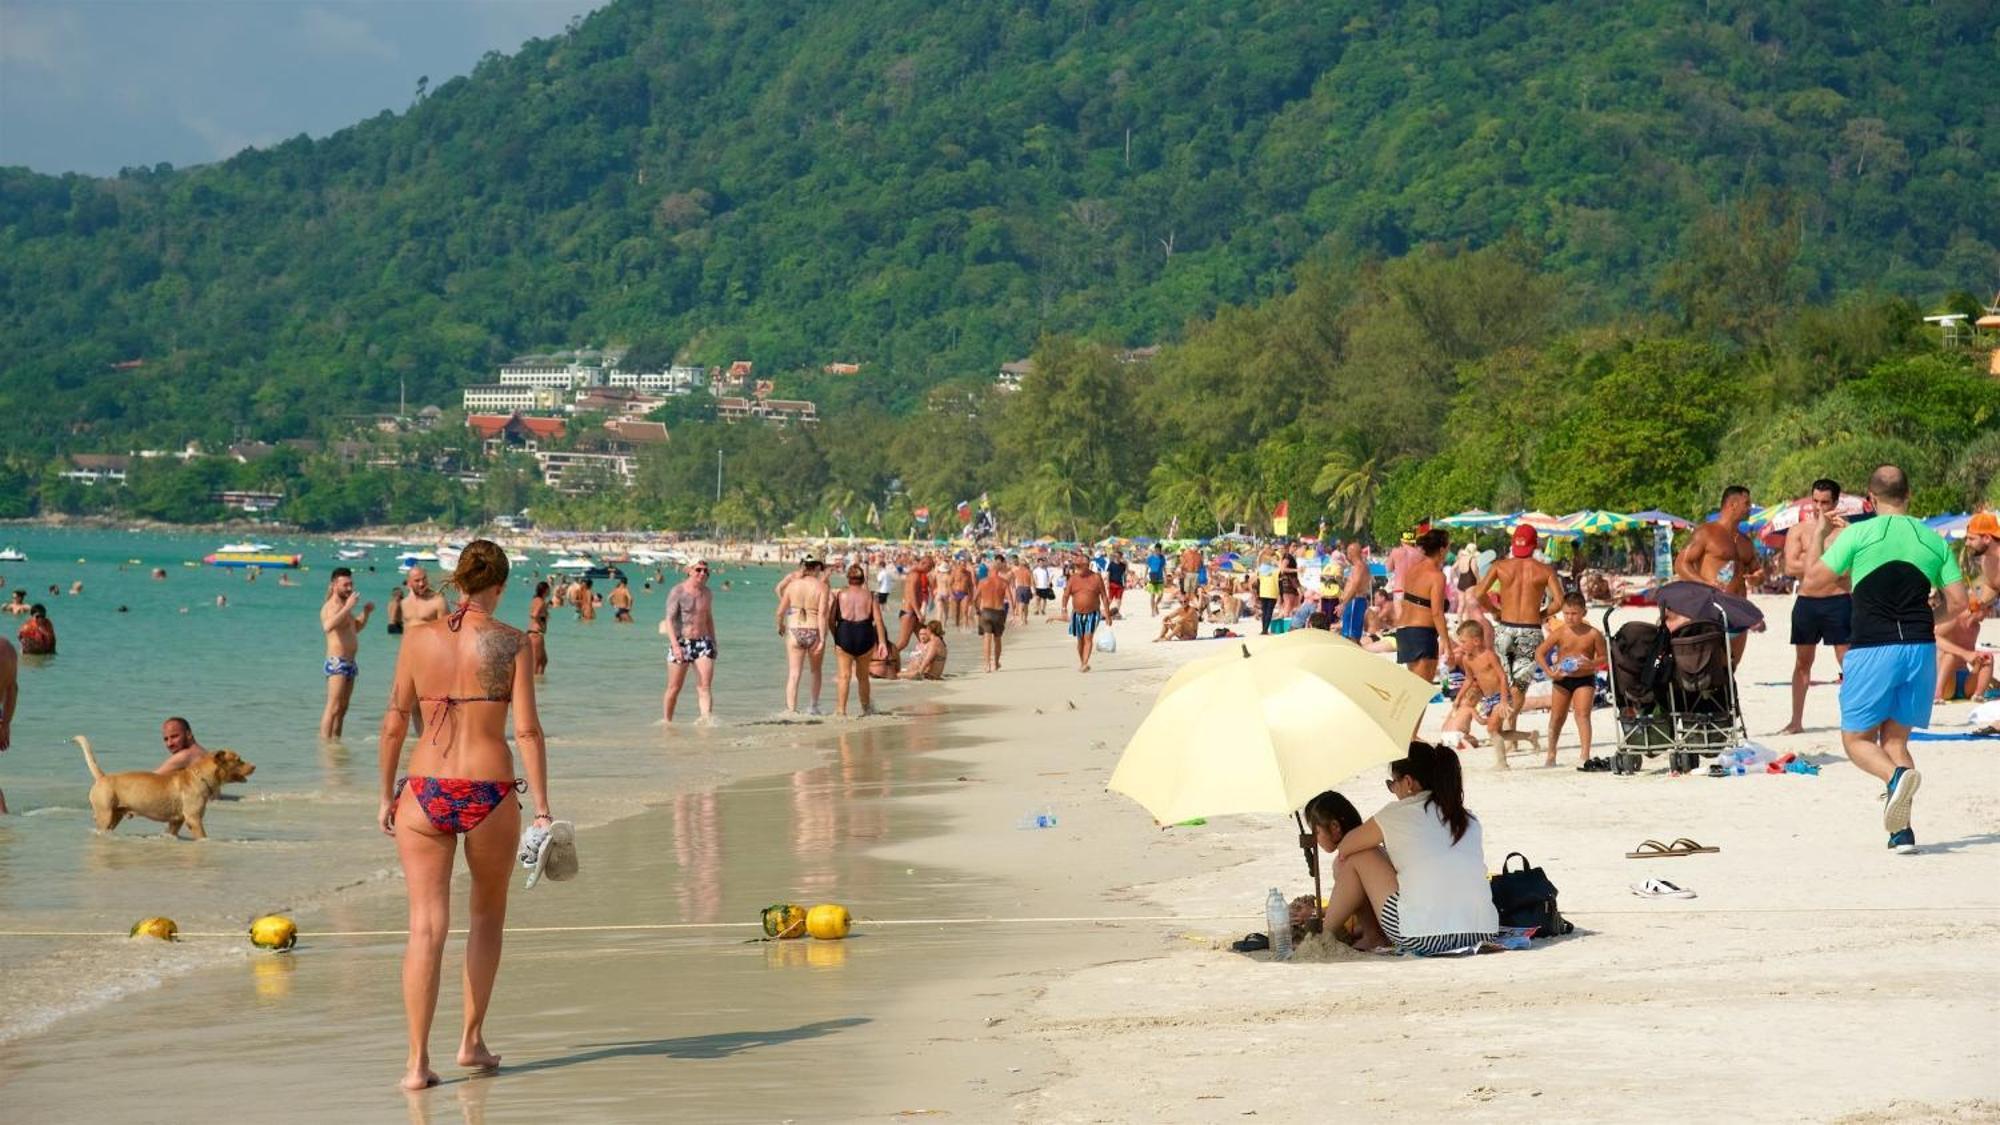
[76,736,255,840]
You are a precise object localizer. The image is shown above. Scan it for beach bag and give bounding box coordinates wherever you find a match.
[1095,624,1118,654]
[1489,852,1570,938]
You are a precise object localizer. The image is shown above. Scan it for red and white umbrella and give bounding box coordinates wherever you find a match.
[1759,494,1867,545]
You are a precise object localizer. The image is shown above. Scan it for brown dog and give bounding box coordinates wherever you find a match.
[76,735,255,840]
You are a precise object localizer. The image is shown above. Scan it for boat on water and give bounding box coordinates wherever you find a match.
[0,547,26,562]
[396,549,441,570]
[336,548,369,560]
[549,556,621,582]
[207,545,301,569]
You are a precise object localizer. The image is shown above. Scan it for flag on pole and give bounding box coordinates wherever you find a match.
[1272,500,1290,537]
[1166,515,1180,541]
[912,506,930,525]
[866,502,880,528]
[955,500,972,524]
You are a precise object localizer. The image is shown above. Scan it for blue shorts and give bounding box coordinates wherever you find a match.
[323,656,357,679]
[1068,612,1102,638]
[1340,597,1367,641]
[1839,643,1936,732]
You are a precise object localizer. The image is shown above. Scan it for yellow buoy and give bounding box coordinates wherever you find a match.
[249,914,298,951]
[130,917,179,941]
[761,903,808,940]
[805,903,852,941]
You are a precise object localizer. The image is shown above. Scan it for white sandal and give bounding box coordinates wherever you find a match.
[1629,877,1696,900]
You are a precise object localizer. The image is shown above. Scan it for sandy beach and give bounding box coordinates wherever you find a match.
[4,594,1998,1121]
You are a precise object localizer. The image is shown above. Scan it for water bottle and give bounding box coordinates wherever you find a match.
[1265,888,1293,961]
[1015,808,1057,830]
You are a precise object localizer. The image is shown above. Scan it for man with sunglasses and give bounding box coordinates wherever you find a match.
[662,560,718,724]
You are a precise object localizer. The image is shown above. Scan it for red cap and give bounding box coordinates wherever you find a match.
[1511,525,1538,557]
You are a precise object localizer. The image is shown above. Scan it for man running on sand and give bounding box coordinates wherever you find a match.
[1780,478,1854,734]
[1536,593,1608,767]
[1062,559,1107,672]
[975,560,1011,672]
[319,567,375,740]
[1479,525,1565,704]
[662,561,718,724]
[1805,465,1965,854]
[1676,484,1764,665]
[402,565,447,626]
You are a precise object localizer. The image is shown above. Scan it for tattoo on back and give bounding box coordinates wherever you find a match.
[475,627,522,696]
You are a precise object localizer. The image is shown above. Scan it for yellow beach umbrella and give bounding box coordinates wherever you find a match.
[1110,641,1433,825]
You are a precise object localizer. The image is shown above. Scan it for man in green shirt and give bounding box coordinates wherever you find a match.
[1808,465,1967,854]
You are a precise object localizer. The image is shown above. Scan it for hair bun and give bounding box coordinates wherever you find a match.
[451,539,510,596]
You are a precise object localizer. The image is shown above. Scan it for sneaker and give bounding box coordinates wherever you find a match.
[1882,767,1922,834]
[1887,828,1919,855]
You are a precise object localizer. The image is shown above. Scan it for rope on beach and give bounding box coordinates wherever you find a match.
[3,904,1999,940]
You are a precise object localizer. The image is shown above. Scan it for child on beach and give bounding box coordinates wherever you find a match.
[1440,621,1514,765]
[1536,593,1608,768]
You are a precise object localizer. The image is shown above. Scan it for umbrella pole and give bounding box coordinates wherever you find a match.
[1295,811,1323,932]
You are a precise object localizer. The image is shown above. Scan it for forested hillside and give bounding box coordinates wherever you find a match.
[1,0,1995,454]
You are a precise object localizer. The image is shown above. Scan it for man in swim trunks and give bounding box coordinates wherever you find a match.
[1339,541,1372,641]
[1479,525,1565,706]
[1535,593,1609,768]
[662,560,718,724]
[1062,560,1107,672]
[1779,478,1853,734]
[1676,484,1764,666]
[975,561,1011,672]
[1806,464,1967,854]
[608,576,634,623]
[1176,544,1202,600]
[894,557,934,652]
[1105,551,1128,620]
[1011,557,1036,624]
[1145,544,1168,614]
[319,566,374,740]
[402,565,447,626]
[1032,557,1054,617]
[155,716,209,773]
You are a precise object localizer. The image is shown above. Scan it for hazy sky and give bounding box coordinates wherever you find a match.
[1,0,608,176]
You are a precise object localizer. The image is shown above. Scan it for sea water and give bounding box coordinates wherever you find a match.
[0,526,809,1040]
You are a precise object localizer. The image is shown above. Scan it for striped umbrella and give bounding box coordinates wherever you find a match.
[1563,509,1647,535]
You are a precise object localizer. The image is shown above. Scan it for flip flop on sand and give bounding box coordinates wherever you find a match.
[1667,837,1719,855]
[1630,878,1697,899]
[1625,838,1720,859]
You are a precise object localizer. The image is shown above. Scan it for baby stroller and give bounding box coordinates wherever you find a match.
[1601,608,1747,775]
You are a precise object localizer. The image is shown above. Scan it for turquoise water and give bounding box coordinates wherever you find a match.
[0,525,812,1039]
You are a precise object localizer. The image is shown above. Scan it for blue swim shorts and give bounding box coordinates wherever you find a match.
[324,656,358,679]
[1340,597,1367,641]
[1839,643,1935,733]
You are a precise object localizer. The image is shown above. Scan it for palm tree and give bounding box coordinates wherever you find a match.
[1025,460,1099,540]
[1314,446,1395,534]
[1146,447,1229,533]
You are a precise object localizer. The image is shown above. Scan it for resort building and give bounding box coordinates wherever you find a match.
[535,450,636,493]
[463,384,563,413]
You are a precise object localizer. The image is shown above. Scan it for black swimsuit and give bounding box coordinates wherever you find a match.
[831,594,878,657]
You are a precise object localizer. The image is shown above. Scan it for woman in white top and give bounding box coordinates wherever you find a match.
[1327,741,1500,955]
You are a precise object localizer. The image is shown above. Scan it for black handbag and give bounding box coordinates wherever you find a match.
[1489,851,1572,937]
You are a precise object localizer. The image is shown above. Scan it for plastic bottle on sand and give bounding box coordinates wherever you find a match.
[1266,888,1293,961]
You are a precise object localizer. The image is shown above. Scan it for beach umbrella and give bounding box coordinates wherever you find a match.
[1156,627,1357,699]
[1655,581,1763,631]
[1434,509,1512,529]
[1110,637,1433,920]
[1926,513,1972,540]
[1630,509,1692,530]
[1564,510,1646,535]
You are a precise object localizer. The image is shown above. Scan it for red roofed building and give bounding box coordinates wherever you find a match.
[467,412,567,453]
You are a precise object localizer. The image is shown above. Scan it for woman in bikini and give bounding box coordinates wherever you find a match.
[1394,529,1453,685]
[527,581,551,675]
[775,556,829,715]
[827,563,889,717]
[378,540,549,1091]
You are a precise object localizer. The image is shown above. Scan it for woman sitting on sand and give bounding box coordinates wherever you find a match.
[900,620,948,680]
[378,540,551,1090]
[1323,742,1499,955]
[1290,790,1365,935]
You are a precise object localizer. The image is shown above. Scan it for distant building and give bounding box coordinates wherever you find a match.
[464,384,563,413]
[606,364,705,395]
[466,413,567,454]
[823,362,861,376]
[996,358,1033,392]
[62,453,130,485]
[213,490,283,513]
[716,396,817,427]
[575,387,667,416]
[496,348,624,391]
[602,417,669,446]
[227,441,275,463]
[535,450,636,493]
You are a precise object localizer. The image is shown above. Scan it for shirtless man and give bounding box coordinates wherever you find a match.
[1478,526,1565,704]
[1062,559,1108,672]
[3,590,27,615]
[320,567,375,740]
[0,636,15,813]
[1964,511,2000,598]
[1339,541,1372,641]
[575,578,598,622]
[155,716,209,773]
[1676,484,1763,665]
[947,560,975,630]
[1780,479,1853,733]
[1536,593,1609,767]
[894,558,934,651]
[1011,557,1036,624]
[1177,544,1203,602]
[402,566,447,626]
[775,556,828,714]
[662,561,717,723]
[608,577,634,624]
[1440,621,1515,765]
[975,559,1011,672]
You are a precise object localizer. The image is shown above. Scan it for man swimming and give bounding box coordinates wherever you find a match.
[609,576,634,623]
[320,567,375,740]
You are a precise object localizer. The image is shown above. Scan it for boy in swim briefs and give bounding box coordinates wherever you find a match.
[1535,592,1608,767]
[1441,620,1515,765]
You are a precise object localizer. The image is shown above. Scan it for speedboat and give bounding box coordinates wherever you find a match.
[216,541,273,554]
[0,547,25,562]
[208,544,301,569]
[336,548,368,560]
[397,549,441,570]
